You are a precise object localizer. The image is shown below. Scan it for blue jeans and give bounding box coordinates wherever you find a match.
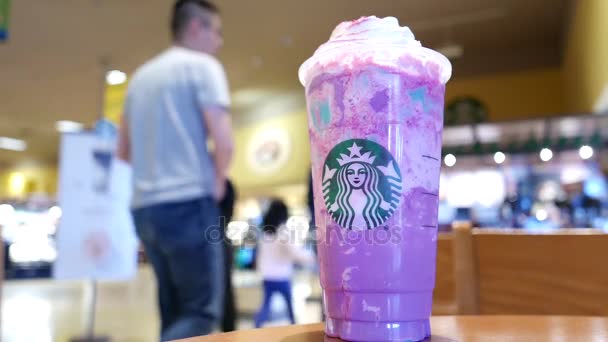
[254,280,295,328]
[132,197,224,341]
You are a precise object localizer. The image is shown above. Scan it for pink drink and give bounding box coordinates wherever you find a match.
[299,17,451,341]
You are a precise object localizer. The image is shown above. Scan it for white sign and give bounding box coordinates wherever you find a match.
[54,133,137,280]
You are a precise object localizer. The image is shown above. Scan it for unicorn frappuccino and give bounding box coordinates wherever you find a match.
[299,16,451,341]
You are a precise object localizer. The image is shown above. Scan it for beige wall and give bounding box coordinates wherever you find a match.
[0,112,312,198]
[11,19,608,199]
[563,0,608,112]
[0,166,58,198]
[446,68,565,121]
[1,68,569,197]
[230,68,568,193]
[229,111,310,194]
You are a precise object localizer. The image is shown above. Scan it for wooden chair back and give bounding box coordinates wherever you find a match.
[454,224,608,315]
[433,232,456,314]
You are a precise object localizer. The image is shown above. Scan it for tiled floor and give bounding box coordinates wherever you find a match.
[2,266,323,342]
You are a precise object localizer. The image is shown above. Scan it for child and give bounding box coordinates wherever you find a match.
[254,199,314,328]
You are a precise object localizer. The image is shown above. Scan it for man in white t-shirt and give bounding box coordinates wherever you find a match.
[117,1,233,340]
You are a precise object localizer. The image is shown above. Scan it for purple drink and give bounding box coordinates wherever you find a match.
[299,17,451,341]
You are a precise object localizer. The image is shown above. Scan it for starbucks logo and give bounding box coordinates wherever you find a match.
[322,139,403,230]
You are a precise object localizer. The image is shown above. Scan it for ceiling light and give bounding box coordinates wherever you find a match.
[558,118,580,137]
[9,172,25,195]
[55,120,84,133]
[106,70,127,85]
[579,145,594,160]
[444,154,456,167]
[540,148,553,162]
[494,151,506,164]
[0,137,27,151]
[476,124,501,143]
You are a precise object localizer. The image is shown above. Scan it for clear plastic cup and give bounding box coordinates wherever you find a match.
[299,16,451,341]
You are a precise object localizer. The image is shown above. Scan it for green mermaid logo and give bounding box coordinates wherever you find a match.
[322,139,403,230]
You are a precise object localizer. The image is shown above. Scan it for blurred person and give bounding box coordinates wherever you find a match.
[306,169,324,320]
[572,191,602,227]
[117,0,233,340]
[218,179,237,332]
[307,170,315,226]
[254,199,314,328]
[306,170,318,257]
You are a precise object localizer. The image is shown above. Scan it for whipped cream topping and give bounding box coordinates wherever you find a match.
[299,16,452,86]
[329,16,421,47]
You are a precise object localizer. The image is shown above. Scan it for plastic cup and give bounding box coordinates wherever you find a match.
[299,16,451,341]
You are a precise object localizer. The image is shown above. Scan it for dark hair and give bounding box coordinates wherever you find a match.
[262,199,289,235]
[171,0,219,40]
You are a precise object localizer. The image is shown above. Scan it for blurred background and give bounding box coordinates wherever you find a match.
[1,0,608,341]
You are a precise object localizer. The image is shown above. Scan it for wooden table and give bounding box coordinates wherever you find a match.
[177,316,608,341]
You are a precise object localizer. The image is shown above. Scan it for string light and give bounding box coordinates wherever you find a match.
[540,148,553,162]
[494,151,506,164]
[579,145,593,160]
[444,154,456,167]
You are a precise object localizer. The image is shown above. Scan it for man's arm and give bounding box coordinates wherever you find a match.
[202,106,234,200]
[117,114,130,163]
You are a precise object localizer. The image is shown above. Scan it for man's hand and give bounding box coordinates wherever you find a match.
[202,106,234,201]
[117,114,130,163]
[215,178,227,202]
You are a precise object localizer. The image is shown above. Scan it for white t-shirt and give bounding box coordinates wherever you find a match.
[257,226,314,281]
[124,46,230,208]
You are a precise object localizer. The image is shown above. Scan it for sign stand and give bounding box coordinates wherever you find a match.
[70,60,112,341]
[65,60,129,342]
[70,280,110,342]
